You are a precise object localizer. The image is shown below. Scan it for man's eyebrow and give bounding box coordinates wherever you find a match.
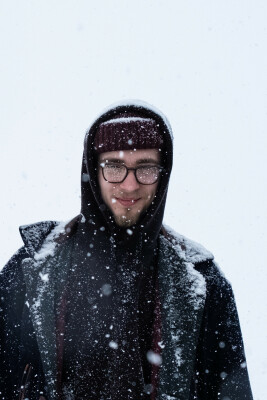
[136,158,160,164]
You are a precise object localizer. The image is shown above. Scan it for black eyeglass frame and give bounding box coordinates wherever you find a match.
[99,163,163,185]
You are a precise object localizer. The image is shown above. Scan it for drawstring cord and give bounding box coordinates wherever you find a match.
[18,363,32,400]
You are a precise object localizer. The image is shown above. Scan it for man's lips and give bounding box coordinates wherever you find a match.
[115,197,140,207]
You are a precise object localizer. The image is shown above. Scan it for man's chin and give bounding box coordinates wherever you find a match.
[114,214,139,228]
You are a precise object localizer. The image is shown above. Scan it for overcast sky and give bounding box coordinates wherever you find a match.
[1,1,266,398]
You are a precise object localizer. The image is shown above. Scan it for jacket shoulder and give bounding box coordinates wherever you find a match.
[161,224,214,264]
[160,225,233,293]
[19,220,59,256]
[0,247,28,286]
[0,248,28,317]
[19,216,80,257]
[1,220,61,286]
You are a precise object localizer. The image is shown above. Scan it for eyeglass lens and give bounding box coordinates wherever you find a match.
[103,165,160,184]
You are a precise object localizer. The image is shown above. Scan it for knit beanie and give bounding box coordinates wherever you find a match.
[94,112,164,154]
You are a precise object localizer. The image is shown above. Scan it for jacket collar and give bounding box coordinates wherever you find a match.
[20,220,68,399]
[161,225,214,264]
[19,221,59,257]
[19,220,214,264]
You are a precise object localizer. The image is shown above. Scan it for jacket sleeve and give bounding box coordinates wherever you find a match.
[0,248,27,399]
[192,261,253,400]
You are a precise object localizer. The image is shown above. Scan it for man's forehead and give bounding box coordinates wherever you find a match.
[98,148,161,163]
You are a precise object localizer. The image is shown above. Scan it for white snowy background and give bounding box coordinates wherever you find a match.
[1,1,266,399]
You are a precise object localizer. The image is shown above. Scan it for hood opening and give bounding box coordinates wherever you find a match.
[81,100,173,245]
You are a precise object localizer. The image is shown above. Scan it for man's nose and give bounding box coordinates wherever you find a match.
[119,170,139,191]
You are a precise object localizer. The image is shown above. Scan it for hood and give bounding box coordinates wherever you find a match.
[81,100,173,245]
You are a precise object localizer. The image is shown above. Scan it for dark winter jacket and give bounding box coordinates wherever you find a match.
[0,221,253,400]
[0,101,253,399]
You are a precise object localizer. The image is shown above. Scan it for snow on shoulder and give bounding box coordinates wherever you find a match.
[34,221,67,262]
[163,224,214,264]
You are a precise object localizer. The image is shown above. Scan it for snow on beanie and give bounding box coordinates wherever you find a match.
[94,112,164,154]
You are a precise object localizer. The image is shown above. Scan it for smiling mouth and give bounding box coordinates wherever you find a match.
[115,198,140,207]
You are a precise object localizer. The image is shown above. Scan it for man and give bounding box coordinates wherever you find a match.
[0,101,253,400]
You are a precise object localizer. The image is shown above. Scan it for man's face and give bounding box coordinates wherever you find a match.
[98,149,161,227]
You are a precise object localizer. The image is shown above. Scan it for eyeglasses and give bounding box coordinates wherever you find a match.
[99,163,163,185]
